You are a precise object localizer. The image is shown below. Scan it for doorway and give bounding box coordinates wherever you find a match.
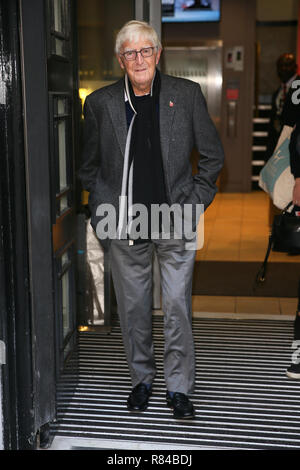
[14,0,81,446]
[8,0,148,449]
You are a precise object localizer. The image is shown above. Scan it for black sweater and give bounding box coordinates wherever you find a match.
[125,97,167,208]
[283,78,300,178]
[125,96,168,239]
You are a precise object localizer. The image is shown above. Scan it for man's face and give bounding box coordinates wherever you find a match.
[117,37,161,94]
[277,54,297,83]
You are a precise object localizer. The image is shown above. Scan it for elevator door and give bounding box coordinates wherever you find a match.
[162,44,223,130]
[162,44,222,177]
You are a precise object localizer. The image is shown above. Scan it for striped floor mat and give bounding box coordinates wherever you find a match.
[51,315,300,450]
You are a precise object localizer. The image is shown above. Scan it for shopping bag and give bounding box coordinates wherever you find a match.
[254,202,300,287]
[259,125,294,209]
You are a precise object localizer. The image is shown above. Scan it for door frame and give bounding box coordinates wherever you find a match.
[19,0,57,433]
[1,0,163,449]
[0,0,36,449]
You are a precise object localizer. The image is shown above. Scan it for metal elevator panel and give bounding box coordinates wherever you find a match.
[161,42,223,131]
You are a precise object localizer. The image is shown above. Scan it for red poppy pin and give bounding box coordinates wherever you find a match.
[169,101,174,107]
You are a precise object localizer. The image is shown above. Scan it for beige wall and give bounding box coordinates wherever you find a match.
[256,0,298,96]
[219,0,256,192]
[257,25,297,95]
[257,0,298,21]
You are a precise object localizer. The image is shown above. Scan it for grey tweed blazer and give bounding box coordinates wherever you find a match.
[78,73,224,249]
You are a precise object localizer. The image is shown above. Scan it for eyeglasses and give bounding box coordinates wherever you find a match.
[120,46,157,61]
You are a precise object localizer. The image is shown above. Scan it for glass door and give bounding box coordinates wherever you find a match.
[76,0,135,330]
[47,0,79,374]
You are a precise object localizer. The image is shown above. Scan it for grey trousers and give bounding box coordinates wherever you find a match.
[110,238,196,395]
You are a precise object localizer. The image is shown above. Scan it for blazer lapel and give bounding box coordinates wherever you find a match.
[106,74,178,160]
[159,74,177,166]
[106,78,127,157]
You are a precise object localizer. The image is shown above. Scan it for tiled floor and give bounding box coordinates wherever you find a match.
[192,191,299,316]
[196,191,298,262]
[191,295,297,316]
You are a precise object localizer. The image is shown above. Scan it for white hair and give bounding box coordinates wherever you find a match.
[115,20,162,54]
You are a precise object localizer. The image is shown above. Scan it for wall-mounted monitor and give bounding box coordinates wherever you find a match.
[162,0,221,23]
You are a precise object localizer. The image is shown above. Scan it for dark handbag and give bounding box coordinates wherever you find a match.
[255,202,300,284]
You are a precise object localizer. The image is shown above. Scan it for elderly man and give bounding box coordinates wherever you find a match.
[79,20,224,419]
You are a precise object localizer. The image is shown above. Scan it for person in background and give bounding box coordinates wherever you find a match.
[286,120,300,379]
[78,20,224,419]
[266,53,298,162]
[265,53,299,226]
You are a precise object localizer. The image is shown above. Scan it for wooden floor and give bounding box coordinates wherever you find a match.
[192,191,299,316]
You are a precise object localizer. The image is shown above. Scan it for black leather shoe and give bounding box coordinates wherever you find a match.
[166,391,195,419]
[127,383,152,411]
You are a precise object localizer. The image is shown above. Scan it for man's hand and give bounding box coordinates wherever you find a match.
[293,178,300,205]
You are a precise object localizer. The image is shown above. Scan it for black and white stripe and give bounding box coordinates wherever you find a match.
[51,315,300,449]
